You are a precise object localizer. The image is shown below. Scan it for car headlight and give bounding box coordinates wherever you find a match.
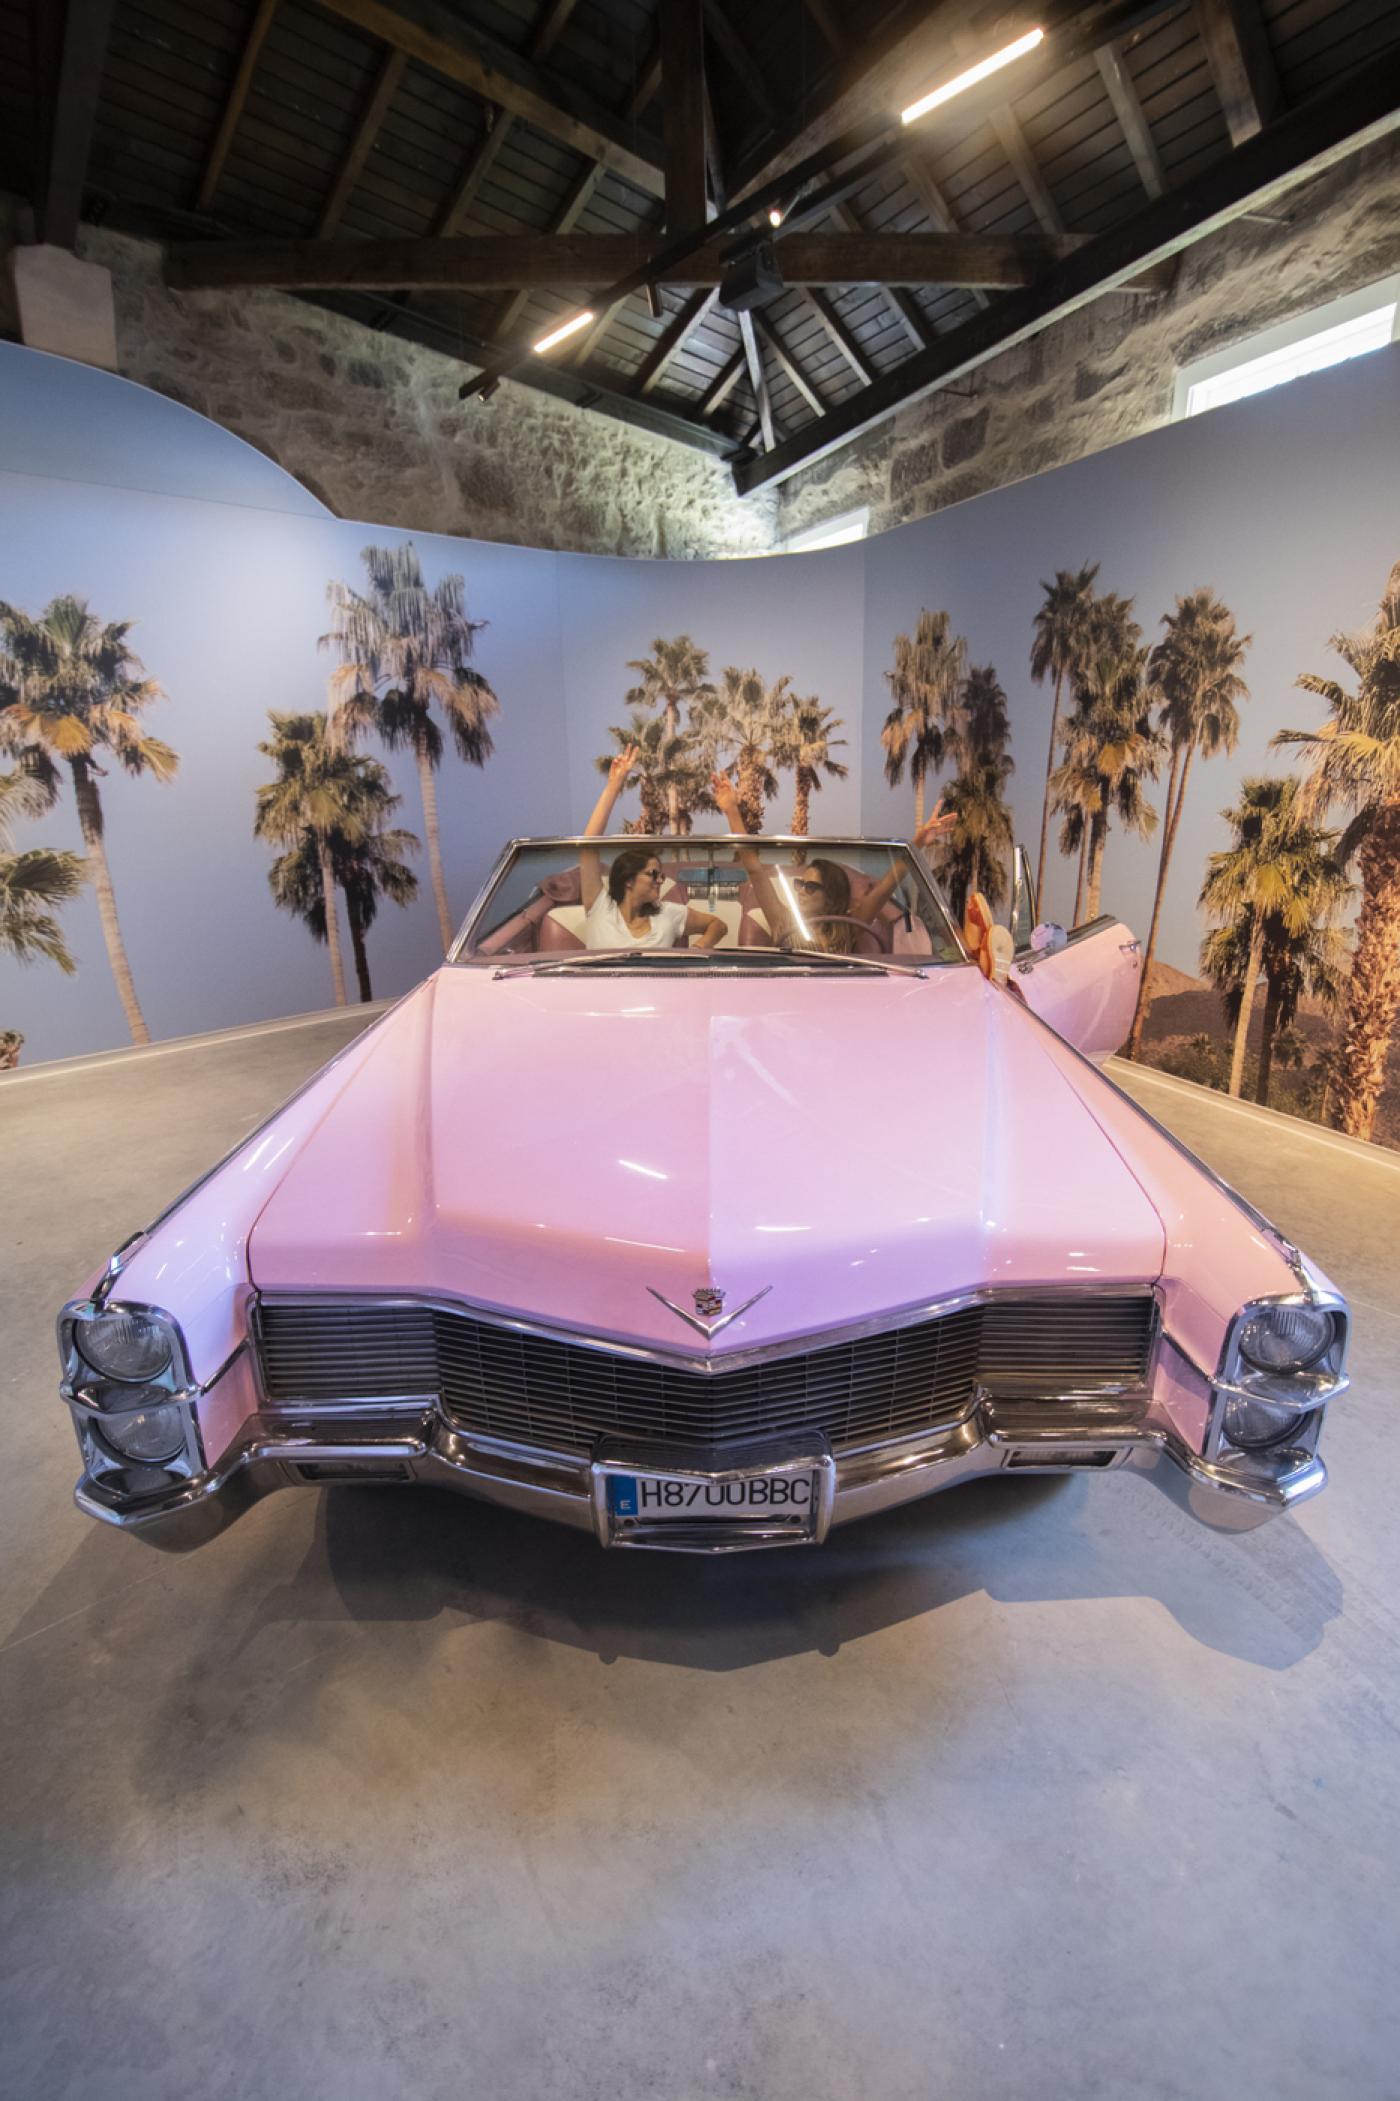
[1236,1304,1334,1373]
[1223,1396,1308,1450]
[95,1403,188,1465]
[74,1309,174,1383]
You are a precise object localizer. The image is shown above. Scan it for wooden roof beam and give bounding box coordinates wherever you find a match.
[198,0,278,211]
[169,229,1161,293]
[752,309,830,416]
[737,308,777,447]
[317,46,406,237]
[1096,39,1167,199]
[313,0,666,198]
[35,0,116,247]
[899,149,990,310]
[663,0,709,234]
[634,288,721,395]
[732,48,1400,493]
[1195,0,1281,145]
[801,287,874,384]
[697,347,747,416]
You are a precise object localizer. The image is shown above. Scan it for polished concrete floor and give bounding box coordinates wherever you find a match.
[3,1014,1399,2100]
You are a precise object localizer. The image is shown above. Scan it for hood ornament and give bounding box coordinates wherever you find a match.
[648,1282,773,1341]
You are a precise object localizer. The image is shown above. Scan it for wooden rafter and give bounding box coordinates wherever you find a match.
[1096,40,1167,199]
[168,229,1164,293]
[317,46,406,238]
[737,308,777,447]
[989,103,1064,236]
[898,149,989,312]
[1195,0,1281,145]
[198,0,278,211]
[698,348,746,415]
[313,0,666,199]
[802,287,873,384]
[704,0,780,128]
[662,0,708,235]
[633,288,721,395]
[34,0,116,247]
[752,309,828,416]
[731,52,1400,493]
[491,160,600,338]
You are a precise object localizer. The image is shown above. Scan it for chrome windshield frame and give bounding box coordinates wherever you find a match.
[447,833,969,967]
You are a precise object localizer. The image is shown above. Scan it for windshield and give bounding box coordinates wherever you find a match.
[453,836,966,969]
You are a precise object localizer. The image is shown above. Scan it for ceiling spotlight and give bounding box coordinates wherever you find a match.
[900,26,1044,125]
[533,310,595,354]
[768,206,784,228]
[458,372,500,402]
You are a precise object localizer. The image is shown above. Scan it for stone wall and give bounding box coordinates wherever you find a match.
[69,224,779,560]
[775,134,1400,542]
[12,130,1399,560]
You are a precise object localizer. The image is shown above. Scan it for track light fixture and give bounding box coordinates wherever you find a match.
[900,26,1044,125]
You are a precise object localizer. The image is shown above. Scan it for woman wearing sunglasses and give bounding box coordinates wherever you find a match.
[579,747,727,950]
[711,772,953,953]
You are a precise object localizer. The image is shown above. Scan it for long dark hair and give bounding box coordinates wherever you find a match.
[608,844,659,907]
[805,858,854,952]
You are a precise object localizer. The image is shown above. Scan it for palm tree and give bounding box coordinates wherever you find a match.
[1030,565,1099,909]
[1273,559,1400,1139]
[1050,593,1161,922]
[882,609,966,826]
[268,812,419,1003]
[1199,777,1350,1101]
[698,668,781,832]
[938,666,1015,921]
[0,595,177,1044]
[0,767,85,987]
[596,712,704,835]
[1125,591,1249,1059]
[770,694,848,834]
[323,542,500,954]
[255,712,388,1006]
[623,636,716,832]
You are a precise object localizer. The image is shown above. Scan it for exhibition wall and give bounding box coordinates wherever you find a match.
[2,339,1399,1148]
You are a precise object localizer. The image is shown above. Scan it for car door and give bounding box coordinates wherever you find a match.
[1004,846,1142,1064]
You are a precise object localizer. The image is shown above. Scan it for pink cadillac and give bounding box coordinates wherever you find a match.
[57,833,1349,1553]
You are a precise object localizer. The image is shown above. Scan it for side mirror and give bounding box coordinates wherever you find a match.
[1029,921,1068,956]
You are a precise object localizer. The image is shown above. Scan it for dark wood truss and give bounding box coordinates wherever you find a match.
[7,0,1400,492]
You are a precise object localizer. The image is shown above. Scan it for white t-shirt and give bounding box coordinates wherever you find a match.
[584,892,689,950]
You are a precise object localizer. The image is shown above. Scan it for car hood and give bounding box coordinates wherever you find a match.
[248,964,1168,1354]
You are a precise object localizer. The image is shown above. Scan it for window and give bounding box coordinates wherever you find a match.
[1174,274,1400,420]
[780,506,870,553]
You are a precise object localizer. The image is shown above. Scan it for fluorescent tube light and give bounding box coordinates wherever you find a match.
[533,310,595,354]
[900,27,1044,126]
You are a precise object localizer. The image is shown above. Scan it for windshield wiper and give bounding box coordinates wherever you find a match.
[492,948,928,979]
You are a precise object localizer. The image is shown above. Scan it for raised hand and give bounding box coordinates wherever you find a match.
[913,797,955,849]
[609,743,639,786]
[710,769,739,810]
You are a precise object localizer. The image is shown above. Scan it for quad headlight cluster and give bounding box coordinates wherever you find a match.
[60,1302,194,1472]
[1217,1298,1346,1456]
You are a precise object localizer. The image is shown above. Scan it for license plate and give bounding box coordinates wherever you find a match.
[593,1442,833,1551]
[609,1470,816,1522]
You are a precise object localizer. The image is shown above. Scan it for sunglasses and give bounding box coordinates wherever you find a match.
[640,866,664,881]
[791,876,825,894]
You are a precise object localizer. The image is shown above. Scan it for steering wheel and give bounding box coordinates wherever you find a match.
[796,913,887,956]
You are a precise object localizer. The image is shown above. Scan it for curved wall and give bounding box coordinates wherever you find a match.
[3,342,1400,1151]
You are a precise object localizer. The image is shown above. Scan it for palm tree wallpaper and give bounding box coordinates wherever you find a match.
[2,327,1398,1152]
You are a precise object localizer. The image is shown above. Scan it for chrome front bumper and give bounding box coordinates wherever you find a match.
[73,1398,1328,1548]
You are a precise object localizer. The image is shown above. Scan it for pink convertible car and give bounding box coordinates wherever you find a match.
[58,834,1349,1553]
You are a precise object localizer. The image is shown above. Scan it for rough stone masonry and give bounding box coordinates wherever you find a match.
[12,129,1397,559]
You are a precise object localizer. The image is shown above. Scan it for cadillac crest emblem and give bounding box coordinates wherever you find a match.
[647,1281,774,1340]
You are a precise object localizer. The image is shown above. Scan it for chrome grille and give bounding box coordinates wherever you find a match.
[257,1294,1155,1456]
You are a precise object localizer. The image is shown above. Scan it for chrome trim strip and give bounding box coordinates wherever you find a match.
[645,1282,773,1340]
[252,1278,1163,1383]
